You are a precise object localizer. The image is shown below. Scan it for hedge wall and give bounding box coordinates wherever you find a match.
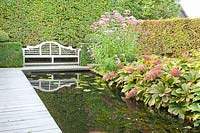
[0,29,10,42]
[137,18,200,57]
[0,42,23,67]
[0,0,179,47]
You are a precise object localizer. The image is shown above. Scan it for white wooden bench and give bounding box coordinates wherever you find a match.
[23,41,80,66]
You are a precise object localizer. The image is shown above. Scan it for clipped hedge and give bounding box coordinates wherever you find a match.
[137,18,200,57]
[0,0,179,47]
[0,29,10,42]
[0,42,23,67]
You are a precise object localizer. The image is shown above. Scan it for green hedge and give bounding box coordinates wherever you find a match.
[137,18,200,57]
[0,42,23,67]
[0,0,179,47]
[0,29,10,42]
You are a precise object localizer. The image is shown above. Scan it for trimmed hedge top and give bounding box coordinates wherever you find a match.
[0,29,10,42]
[137,18,200,57]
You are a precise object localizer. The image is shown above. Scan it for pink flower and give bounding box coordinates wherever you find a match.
[102,72,117,81]
[137,65,148,72]
[100,15,110,22]
[152,64,163,71]
[126,16,138,25]
[141,55,151,61]
[152,59,161,65]
[169,67,181,77]
[104,30,113,34]
[124,66,134,73]
[144,65,163,81]
[112,11,125,22]
[98,20,106,26]
[125,88,138,100]
[144,70,162,81]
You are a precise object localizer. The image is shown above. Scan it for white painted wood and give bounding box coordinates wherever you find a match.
[0,118,59,132]
[0,69,62,133]
[23,41,81,66]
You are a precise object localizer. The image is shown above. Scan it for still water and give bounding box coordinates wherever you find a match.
[24,71,200,133]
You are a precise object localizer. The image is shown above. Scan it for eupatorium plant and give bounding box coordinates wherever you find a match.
[85,10,143,73]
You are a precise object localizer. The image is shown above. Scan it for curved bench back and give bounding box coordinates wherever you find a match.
[23,41,80,65]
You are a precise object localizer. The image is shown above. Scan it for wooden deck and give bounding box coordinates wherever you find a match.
[0,68,62,133]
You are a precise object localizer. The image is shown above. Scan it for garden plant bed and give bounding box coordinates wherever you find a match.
[101,55,200,127]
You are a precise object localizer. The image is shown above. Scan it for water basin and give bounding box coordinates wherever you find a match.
[24,71,200,133]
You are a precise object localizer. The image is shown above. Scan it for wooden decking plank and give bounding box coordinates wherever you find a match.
[0,69,62,133]
[0,96,40,103]
[0,110,47,119]
[0,98,39,106]
[0,112,51,123]
[0,103,44,111]
[0,108,47,117]
[0,104,46,113]
[0,118,59,132]
[34,128,62,133]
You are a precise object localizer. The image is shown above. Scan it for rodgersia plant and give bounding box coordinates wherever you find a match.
[104,55,200,127]
[85,10,143,73]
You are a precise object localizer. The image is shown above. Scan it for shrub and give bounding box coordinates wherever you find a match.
[104,55,200,126]
[137,18,200,57]
[0,29,10,42]
[86,11,141,72]
[0,42,23,67]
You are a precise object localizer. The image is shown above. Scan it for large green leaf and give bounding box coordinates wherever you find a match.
[188,103,200,112]
[168,103,188,119]
[183,70,200,83]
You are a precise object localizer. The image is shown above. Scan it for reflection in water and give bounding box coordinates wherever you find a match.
[24,72,200,133]
[25,72,79,92]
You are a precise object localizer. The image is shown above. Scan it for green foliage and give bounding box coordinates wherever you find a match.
[0,29,10,42]
[137,18,200,57]
[0,0,180,47]
[86,11,139,72]
[122,0,180,19]
[104,55,200,126]
[0,42,23,67]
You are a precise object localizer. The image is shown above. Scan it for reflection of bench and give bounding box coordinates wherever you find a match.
[30,79,77,92]
[23,41,81,66]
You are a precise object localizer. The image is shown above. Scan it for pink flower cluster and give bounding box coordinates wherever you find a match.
[152,59,161,65]
[141,55,151,61]
[125,88,138,100]
[137,65,148,72]
[124,66,134,73]
[91,10,143,32]
[144,65,163,81]
[169,67,181,77]
[102,71,117,81]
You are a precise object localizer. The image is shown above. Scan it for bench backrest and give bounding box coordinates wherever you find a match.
[22,41,81,65]
[23,41,80,56]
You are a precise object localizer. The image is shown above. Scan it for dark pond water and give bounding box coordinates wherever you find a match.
[24,71,200,133]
